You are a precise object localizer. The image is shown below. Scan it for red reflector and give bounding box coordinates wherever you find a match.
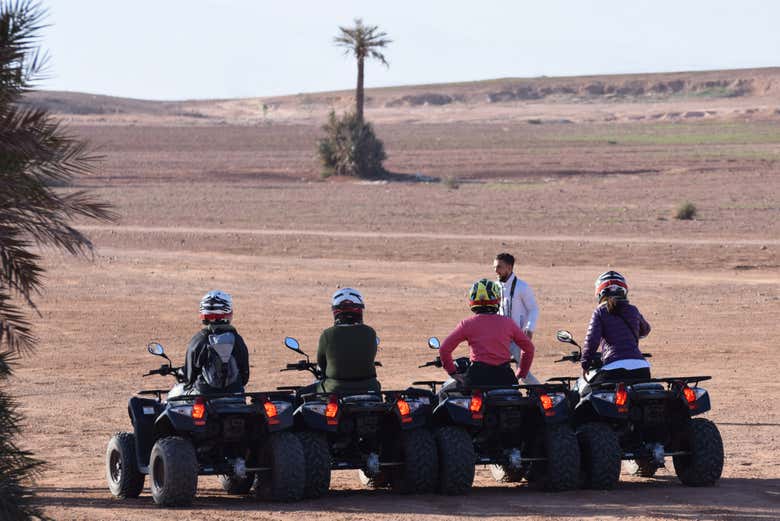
[470,390,483,419]
[192,397,206,420]
[539,393,553,410]
[615,384,628,407]
[326,394,339,425]
[396,398,411,416]
[264,400,278,418]
[683,386,697,409]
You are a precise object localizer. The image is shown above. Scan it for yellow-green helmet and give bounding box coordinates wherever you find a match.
[468,278,502,311]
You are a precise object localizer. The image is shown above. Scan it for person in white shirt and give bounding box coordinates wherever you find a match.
[493,252,540,385]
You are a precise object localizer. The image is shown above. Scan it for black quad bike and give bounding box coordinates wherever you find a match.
[414,337,580,495]
[550,329,724,489]
[106,342,305,506]
[278,337,438,497]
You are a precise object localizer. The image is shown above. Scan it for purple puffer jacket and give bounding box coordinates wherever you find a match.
[581,302,651,369]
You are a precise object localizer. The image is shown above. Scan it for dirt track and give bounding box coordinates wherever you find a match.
[13,103,780,520]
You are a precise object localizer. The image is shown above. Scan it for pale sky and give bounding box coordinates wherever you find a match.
[40,0,780,101]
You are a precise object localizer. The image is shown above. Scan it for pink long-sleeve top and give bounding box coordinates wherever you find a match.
[440,314,535,379]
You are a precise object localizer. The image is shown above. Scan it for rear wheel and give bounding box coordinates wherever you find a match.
[254,432,306,501]
[218,473,255,495]
[577,422,621,489]
[297,431,331,498]
[106,432,145,499]
[436,426,475,495]
[391,429,438,494]
[527,424,580,491]
[673,418,724,486]
[149,436,198,507]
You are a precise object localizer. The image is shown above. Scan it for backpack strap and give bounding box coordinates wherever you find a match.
[507,276,518,317]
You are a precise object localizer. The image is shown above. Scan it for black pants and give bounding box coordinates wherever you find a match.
[465,362,517,388]
[589,367,651,385]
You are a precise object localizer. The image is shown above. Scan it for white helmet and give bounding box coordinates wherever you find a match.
[331,287,364,324]
[199,290,233,323]
[331,287,365,309]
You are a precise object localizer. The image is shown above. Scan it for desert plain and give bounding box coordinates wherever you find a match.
[14,68,780,520]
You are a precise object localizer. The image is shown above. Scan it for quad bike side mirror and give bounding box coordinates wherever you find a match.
[556,330,575,344]
[428,337,441,350]
[147,342,165,356]
[284,337,301,352]
[147,342,172,364]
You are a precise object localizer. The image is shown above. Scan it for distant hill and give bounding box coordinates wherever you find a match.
[22,67,780,125]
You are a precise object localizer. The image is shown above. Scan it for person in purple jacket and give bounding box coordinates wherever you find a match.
[581,271,652,385]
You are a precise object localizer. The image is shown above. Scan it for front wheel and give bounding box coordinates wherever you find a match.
[624,458,659,478]
[527,424,580,492]
[106,432,145,499]
[390,429,438,494]
[254,432,306,502]
[358,469,390,489]
[218,473,255,495]
[489,464,523,483]
[297,431,331,498]
[436,426,475,494]
[149,437,198,507]
[673,418,724,486]
[577,422,621,490]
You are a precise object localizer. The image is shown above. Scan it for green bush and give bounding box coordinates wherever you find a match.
[675,201,697,220]
[317,111,387,178]
[443,176,460,189]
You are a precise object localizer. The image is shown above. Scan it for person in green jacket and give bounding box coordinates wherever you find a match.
[302,287,381,394]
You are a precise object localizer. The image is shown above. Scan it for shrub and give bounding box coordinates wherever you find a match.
[317,111,387,178]
[443,176,460,189]
[675,201,697,220]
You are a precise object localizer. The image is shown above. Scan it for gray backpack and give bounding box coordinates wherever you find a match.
[201,332,240,389]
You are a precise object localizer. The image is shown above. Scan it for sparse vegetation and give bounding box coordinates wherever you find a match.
[443,176,460,189]
[675,201,698,220]
[317,111,387,178]
[318,20,391,178]
[334,18,391,123]
[0,2,115,519]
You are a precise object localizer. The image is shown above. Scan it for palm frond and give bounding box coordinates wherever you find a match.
[0,292,35,355]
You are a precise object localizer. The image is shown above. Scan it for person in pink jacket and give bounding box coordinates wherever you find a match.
[440,279,535,388]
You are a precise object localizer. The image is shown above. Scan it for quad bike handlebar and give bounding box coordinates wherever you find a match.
[143,364,183,379]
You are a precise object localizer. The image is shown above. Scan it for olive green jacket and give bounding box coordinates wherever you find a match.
[317,323,380,393]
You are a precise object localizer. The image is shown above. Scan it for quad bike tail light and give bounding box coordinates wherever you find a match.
[539,393,555,416]
[615,383,628,413]
[396,398,413,423]
[325,394,339,425]
[469,390,483,420]
[192,397,206,426]
[264,399,280,425]
[683,386,697,410]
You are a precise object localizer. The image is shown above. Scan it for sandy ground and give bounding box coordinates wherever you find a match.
[9,104,780,520]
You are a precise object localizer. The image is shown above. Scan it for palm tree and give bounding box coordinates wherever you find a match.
[0,1,115,518]
[334,18,391,123]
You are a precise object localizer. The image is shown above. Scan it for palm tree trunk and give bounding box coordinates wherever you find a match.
[356,56,364,123]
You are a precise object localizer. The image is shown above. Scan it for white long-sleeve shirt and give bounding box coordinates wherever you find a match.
[498,273,539,333]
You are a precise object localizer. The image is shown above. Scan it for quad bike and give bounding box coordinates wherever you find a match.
[551,329,724,489]
[106,342,305,506]
[278,337,438,497]
[414,337,580,495]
